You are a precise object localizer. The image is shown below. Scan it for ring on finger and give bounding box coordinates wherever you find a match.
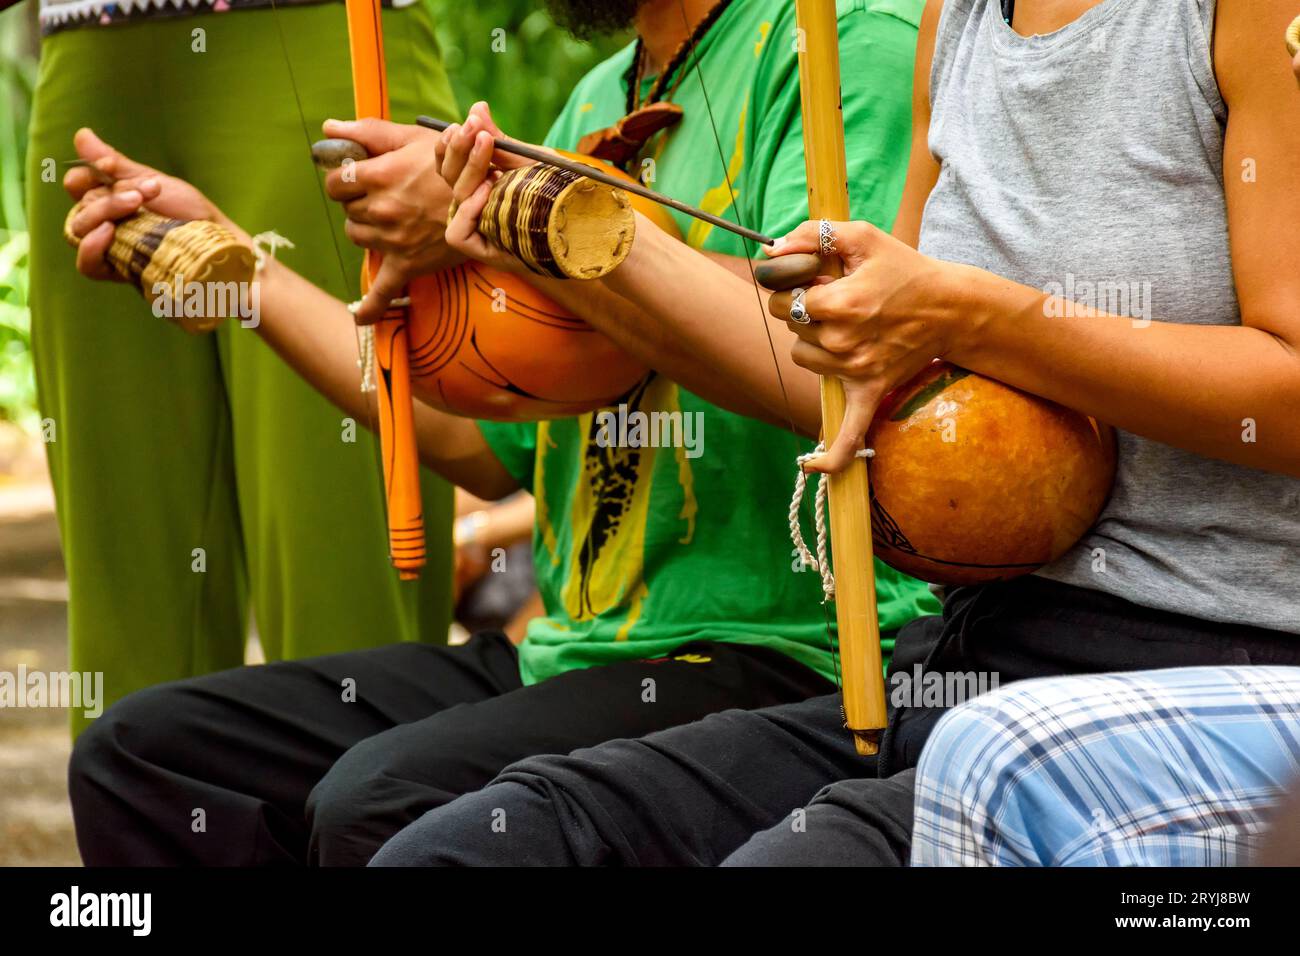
[818,218,837,257]
[447,198,460,222]
[789,287,812,325]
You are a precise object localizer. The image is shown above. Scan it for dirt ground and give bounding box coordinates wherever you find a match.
[0,460,265,866]
[0,477,79,866]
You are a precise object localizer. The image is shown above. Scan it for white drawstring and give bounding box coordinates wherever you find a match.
[789,444,875,603]
[251,231,295,271]
[349,313,376,394]
[790,444,835,601]
[345,297,411,395]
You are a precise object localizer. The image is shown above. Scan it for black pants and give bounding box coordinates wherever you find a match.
[68,634,831,866]
[371,577,1300,866]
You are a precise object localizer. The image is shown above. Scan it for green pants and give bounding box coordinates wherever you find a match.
[26,4,458,735]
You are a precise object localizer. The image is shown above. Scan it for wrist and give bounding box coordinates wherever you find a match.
[931,261,979,357]
[602,212,664,299]
[213,210,249,245]
[937,262,1038,366]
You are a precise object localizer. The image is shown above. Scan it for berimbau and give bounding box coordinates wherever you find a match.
[65,0,1116,755]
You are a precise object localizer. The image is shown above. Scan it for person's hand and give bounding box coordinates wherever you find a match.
[765,220,965,473]
[63,128,236,281]
[436,101,541,275]
[319,117,465,324]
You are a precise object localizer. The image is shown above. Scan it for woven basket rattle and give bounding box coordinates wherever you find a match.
[64,206,256,334]
[478,164,636,280]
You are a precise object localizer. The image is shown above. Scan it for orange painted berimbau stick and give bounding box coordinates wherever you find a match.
[346,0,425,579]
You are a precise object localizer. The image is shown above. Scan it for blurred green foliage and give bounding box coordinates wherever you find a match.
[0,0,624,430]
[427,0,628,143]
[0,233,34,431]
[1,2,38,430]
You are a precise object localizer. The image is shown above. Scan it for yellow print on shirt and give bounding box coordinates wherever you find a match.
[559,376,696,623]
[533,421,561,564]
[686,95,750,249]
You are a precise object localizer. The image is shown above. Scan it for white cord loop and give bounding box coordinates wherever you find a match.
[251,231,295,271]
[349,310,376,394]
[789,443,876,603]
[790,444,836,602]
[346,297,411,394]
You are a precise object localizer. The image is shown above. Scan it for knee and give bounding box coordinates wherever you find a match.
[917,698,1005,794]
[306,731,480,866]
[922,672,1098,780]
[913,680,1100,865]
[306,739,394,866]
[369,782,541,867]
[720,808,817,866]
[68,683,188,816]
[915,686,1035,809]
[724,776,914,867]
[722,788,860,867]
[372,755,608,867]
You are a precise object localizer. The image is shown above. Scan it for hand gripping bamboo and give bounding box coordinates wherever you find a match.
[795,0,888,756]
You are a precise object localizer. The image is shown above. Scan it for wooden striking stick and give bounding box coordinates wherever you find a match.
[347,0,425,580]
[415,116,775,247]
[795,0,887,756]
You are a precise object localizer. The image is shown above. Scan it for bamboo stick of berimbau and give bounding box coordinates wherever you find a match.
[415,116,775,247]
[795,0,887,756]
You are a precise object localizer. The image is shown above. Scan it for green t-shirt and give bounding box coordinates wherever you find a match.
[479,0,938,686]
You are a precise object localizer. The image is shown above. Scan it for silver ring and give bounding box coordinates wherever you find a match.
[789,288,811,325]
[819,218,837,257]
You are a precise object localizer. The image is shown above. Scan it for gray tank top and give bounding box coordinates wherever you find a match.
[920,0,1299,633]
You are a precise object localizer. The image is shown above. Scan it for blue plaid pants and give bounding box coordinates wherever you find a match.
[911,667,1300,866]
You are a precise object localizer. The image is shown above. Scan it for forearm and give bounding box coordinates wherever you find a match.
[545,220,821,432]
[701,249,767,283]
[947,265,1300,476]
[245,255,518,498]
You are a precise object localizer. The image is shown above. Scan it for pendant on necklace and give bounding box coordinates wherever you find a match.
[576,102,684,167]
